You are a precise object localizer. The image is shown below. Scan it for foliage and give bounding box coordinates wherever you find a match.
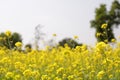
[0,40,120,79]
[25,44,32,52]
[0,31,22,49]
[90,0,120,42]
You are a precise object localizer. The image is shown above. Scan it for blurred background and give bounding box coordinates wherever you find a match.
[0,0,120,49]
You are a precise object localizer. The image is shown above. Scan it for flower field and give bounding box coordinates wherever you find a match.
[0,41,120,80]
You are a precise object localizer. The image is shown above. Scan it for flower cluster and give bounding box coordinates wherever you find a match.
[15,42,22,47]
[101,23,107,29]
[5,30,11,37]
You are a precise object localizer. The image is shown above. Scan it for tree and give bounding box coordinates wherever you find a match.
[90,0,120,43]
[0,31,22,49]
[58,38,82,48]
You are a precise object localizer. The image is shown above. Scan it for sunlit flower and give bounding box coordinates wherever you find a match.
[0,68,6,74]
[41,75,49,80]
[14,62,22,69]
[23,69,32,77]
[62,74,67,79]
[96,42,107,51]
[32,70,40,78]
[96,32,101,37]
[5,72,14,79]
[104,39,108,43]
[5,30,12,37]
[111,38,116,42]
[97,70,105,79]
[101,23,107,29]
[15,42,22,47]
[68,75,74,80]
[109,74,113,79]
[14,75,21,80]
[54,77,62,80]
[56,67,64,74]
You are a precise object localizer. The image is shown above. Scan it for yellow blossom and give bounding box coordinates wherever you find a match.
[96,42,107,50]
[56,67,64,74]
[62,74,67,79]
[111,38,116,42]
[23,69,32,77]
[5,30,12,37]
[101,23,107,29]
[0,68,6,74]
[104,39,108,43]
[97,70,105,79]
[54,77,62,80]
[109,74,113,79]
[68,75,74,80]
[41,75,49,80]
[15,42,22,47]
[5,72,14,79]
[74,35,78,39]
[31,70,40,78]
[14,75,21,80]
[96,32,101,37]
[14,62,22,69]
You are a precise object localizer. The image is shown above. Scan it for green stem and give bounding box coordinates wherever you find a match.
[105,28,108,41]
[7,37,11,49]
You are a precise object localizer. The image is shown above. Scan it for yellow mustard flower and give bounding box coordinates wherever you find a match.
[96,32,101,37]
[56,67,64,74]
[104,39,108,43]
[68,75,74,80]
[97,70,105,79]
[101,23,107,29]
[109,74,113,79]
[74,35,78,39]
[41,75,49,80]
[15,42,22,47]
[111,38,116,42]
[54,77,62,80]
[62,74,67,79]
[5,72,14,79]
[14,62,22,69]
[0,68,6,74]
[23,69,32,77]
[96,42,107,50]
[31,70,40,78]
[14,75,21,80]
[5,30,12,37]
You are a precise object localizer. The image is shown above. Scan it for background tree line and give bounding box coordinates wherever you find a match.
[0,0,120,49]
[91,0,120,43]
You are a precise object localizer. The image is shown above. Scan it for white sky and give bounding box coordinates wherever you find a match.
[0,0,120,46]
